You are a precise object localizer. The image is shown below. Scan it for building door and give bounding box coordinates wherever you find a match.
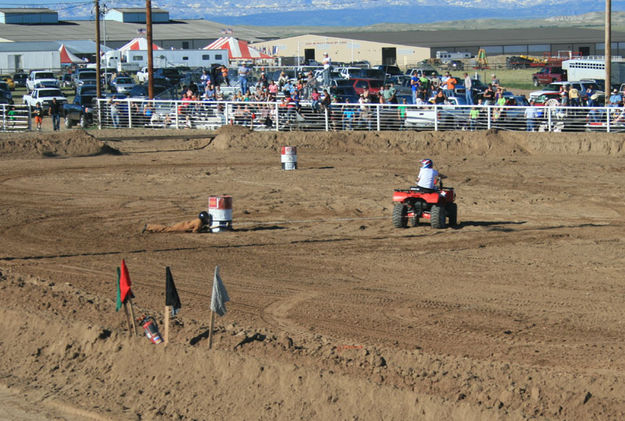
[381,47,396,65]
[304,49,315,64]
[8,55,22,72]
[578,46,590,57]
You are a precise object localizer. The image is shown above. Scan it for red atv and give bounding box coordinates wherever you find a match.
[392,180,457,229]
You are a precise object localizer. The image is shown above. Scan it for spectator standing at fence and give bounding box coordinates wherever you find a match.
[491,74,500,87]
[410,71,419,104]
[359,93,372,130]
[200,69,210,85]
[609,89,622,107]
[569,85,580,106]
[433,89,446,104]
[397,97,408,127]
[463,73,473,105]
[342,99,355,130]
[482,84,495,105]
[50,98,62,131]
[469,106,479,131]
[305,71,317,99]
[238,62,249,95]
[322,52,332,88]
[220,66,230,86]
[559,85,569,106]
[108,98,120,128]
[442,73,456,98]
[525,101,538,132]
[33,103,43,131]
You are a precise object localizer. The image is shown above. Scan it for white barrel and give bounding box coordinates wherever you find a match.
[281,146,297,170]
[208,195,232,232]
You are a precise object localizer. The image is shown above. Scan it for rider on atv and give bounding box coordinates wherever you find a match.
[416,158,439,191]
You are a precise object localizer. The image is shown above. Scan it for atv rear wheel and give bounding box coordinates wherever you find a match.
[392,203,408,228]
[446,203,458,227]
[431,205,446,229]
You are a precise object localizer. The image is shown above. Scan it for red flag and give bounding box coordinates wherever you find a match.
[120,259,133,303]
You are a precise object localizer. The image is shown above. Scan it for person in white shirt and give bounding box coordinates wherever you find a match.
[417,159,439,190]
[322,52,332,87]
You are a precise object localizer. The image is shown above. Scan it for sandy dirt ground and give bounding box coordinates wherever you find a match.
[1,126,625,420]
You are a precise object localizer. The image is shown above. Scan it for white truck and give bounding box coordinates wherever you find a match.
[26,70,59,92]
[22,87,67,113]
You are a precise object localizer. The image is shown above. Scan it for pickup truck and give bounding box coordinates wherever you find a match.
[404,96,469,130]
[26,70,59,92]
[63,91,96,128]
[136,67,149,83]
[532,67,567,86]
[22,88,67,113]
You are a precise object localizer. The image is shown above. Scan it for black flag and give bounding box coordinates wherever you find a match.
[165,267,181,316]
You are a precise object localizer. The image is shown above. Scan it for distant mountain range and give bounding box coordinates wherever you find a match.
[60,0,625,27]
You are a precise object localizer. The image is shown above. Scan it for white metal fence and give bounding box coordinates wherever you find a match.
[95,98,625,133]
[0,104,31,131]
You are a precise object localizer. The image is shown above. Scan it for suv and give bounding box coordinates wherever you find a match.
[532,66,567,86]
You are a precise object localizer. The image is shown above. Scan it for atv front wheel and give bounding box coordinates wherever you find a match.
[446,203,457,227]
[392,203,408,228]
[431,205,446,229]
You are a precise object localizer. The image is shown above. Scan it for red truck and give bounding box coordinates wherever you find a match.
[532,66,567,86]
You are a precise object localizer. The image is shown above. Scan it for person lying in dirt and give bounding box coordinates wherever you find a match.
[142,211,210,233]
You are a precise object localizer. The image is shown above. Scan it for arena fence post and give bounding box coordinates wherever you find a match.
[547,107,552,132]
[324,107,329,131]
[607,107,611,133]
[434,104,438,131]
[127,98,132,128]
[376,104,381,131]
[487,106,491,130]
[275,102,280,131]
[175,100,180,129]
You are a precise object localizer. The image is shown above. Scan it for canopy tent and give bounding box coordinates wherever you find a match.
[59,44,84,64]
[118,37,162,52]
[203,37,272,61]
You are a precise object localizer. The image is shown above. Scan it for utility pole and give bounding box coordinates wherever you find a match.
[606,0,611,91]
[95,0,101,98]
[146,0,154,99]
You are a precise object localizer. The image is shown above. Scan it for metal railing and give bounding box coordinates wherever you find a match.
[95,98,625,134]
[0,104,31,131]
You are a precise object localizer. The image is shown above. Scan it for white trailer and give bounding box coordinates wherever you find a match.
[562,57,625,85]
[0,50,60,73]
[436,51,472,62]
[103,49,228,72]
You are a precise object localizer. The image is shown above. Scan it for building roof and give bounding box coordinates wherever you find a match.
[0,19,271,43]
[108,8,168,14]
[316,28,625,48]
[0,40,112,54]
[0,8,55,14]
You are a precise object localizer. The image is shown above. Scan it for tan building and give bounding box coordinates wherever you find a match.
[251,34,431,67]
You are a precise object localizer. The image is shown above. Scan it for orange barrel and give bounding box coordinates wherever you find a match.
[208,195,232,232]
[280,146,297,170]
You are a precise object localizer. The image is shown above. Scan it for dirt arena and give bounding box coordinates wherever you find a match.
[1,126,625,420]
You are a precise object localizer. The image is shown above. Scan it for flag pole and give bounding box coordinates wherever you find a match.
[128,297,137,335]
[123,302,133,336]
[164,305,170,345]
[208,310,215,349]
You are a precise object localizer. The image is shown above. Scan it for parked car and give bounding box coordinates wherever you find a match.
[404,96,469,130]
[63,91,96,128]
[376,65,403,77]
[330,78,385,95]
[0,75,14,90]
[26,70,58,92]
[12,72,28,88]
[110,76,136,93]
[532,66,567,86]
[0,81,12,104]
[59,73,73,88]
[73,71,97,90]
[22,87,67,113]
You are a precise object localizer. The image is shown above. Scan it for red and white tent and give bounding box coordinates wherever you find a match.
[118,37,163,52]
[203,37,272,61]
[59,44,83,64]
